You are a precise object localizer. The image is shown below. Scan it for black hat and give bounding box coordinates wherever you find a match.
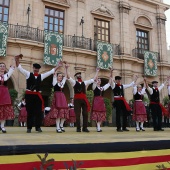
[115,76,122,80]
[152,81,158,84]
[33,63,41,69]
[74,72,81,77]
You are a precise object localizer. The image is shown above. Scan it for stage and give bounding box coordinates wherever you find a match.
[1,127,170,169]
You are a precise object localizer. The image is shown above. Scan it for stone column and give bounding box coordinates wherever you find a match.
[119,0,131,55]
[156,6,167,63]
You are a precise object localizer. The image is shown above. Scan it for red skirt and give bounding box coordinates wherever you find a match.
[43,92,69,126]
[0,86,14,120]
[68,109,76,123]
[133,101,147,122]
[91,96,106,122]
[18,107,27,122]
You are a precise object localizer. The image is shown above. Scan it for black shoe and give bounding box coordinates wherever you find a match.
[117,129,123,132]
[154,129,158,131]
[36,128,42,132]
[60,127,65,132]
[123,128,129,131]
[82,128,90,132]
[27,129,31,133]
[76,129,81,132]
[140,128,145,131]
[1,127,6,133]
[136,128,140,132]
[97,129,102,132]
[56,129,62,133]
[158,129,164,131]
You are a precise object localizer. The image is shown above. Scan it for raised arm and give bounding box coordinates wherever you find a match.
[123,75,138,89]
[158,77,169,91]
[144,77,152,95]
[93,67,100,81]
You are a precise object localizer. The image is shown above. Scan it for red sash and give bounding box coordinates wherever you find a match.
[25,91,44,111]
[114,97,131,111]
[74,93,90,112]
[150,102,168,116]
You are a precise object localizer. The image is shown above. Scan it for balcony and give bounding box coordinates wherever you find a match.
[132,48,160,62]
[8,24,120,55]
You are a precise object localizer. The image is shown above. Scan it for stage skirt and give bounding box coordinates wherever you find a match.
[18,107,27,122]
[0,86,14,120]
[91,96,106,122]
[133,101,147,122]
[68,109,76,123]
[44,92,69,126]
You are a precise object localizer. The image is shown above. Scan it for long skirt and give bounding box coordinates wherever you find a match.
[133,101,147,122]
[18,107,27,122]
[44,92,69,126]
[68,109,76,123]
[91,96,106,122]
[0,86,14,120]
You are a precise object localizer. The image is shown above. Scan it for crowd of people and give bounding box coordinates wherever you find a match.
[0,54,170,133]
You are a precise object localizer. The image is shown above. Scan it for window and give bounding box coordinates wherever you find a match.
[44,7,64,34]
[136,29,149,55]
[0,0,10,23]
[94,19,110,42]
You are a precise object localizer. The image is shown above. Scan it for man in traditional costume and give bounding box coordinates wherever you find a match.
[111,75,138,132]
[15,55,60,133]
[65,63,99,132]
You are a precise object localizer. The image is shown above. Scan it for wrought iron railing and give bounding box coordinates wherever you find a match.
[8,24,121,55]
[132,48,160,62]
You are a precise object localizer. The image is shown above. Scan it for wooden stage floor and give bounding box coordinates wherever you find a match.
[1,127,170,146]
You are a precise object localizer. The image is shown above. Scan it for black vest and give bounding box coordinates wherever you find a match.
[0,80,7,86]
[26,73,41,91]
[150,88,160,102]
[94,87,102,96]
[69,104,74,109]
[21,103,25,107]
[74,81,86,94]
[54,83,63,92]
[113,84,124,97]
[134,92,144,100]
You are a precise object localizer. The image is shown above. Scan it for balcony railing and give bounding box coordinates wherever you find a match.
[8,24,120,55]
[132,48,160,62]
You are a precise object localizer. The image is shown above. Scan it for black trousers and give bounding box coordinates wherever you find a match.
[25,94,42,130]
[74,99,88,130]
[150,104,162,130]
[113,100,128,130]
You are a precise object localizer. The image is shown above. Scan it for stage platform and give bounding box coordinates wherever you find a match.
[1,127,170,169]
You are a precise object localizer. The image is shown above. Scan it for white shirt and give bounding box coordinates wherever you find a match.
[0,66,15,81]
[133,86,146,95]
[147,84,164,95]
[68,77,94,87]
[92,82,110,91]
[17,64,55,81]
[110,81,135,90]
[53,76,67,87]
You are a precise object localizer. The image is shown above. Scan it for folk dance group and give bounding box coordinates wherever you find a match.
[0,54,170,133]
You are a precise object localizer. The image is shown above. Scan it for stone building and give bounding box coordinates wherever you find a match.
[0,0,170,125]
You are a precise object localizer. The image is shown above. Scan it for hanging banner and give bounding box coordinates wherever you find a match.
[144,51,157,76]
[44,31,63,66]
[0,22,8,57]
[97,42,113,69]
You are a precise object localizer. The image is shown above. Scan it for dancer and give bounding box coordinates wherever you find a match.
[144,77,168,131]
[68,98,76,127]
[0,61,15,133]
[110,74,138,132]
[44,63,69,133]
[15,54,61,133]
[66,63,100,132]
[91,77,111,132]
[18,98,27,127]
[132,80,147,132]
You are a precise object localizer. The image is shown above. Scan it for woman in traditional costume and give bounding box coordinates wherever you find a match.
[18,98,27,127]
[0,62,15,133]
[91,78,110,132]
[132,82,147,132]
[68,98,76,127]
[44,63,69,133]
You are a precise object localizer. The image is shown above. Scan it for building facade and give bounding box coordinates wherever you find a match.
[0,0,170,124]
